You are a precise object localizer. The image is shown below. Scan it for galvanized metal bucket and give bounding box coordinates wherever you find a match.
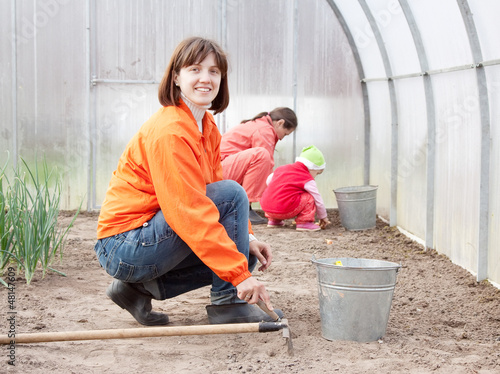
[333,185,378,230]
[311,257,401,342]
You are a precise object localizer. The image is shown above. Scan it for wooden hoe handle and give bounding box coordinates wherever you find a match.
[0,322,285,344]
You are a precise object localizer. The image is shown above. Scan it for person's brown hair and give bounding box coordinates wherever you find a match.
[241,107,298,130]
[158,37,229,114]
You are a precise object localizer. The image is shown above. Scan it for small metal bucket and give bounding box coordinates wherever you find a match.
[333,185,378,230]
[311,257,401,342]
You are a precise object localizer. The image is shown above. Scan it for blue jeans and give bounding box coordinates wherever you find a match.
[94,180,257,304]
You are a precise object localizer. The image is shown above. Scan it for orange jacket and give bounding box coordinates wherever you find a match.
[97,101,252,286]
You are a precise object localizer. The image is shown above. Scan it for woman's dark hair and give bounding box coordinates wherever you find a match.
[158,37,230,114]
[241,107,297,130]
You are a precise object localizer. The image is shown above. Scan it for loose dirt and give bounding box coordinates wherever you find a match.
[2,210,499,373]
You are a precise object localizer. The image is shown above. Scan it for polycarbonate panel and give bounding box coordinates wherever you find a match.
[14,0,89,209]
[295,0,364,208]
[468,0,500,62]
[486,65,500,284]
[366,81,392,220]
[0,2,13,165]
[364,0,420,76]
[95,0,220,82]
[394,78,427,239]
[409,0,473,70]
[224,0,294,138]
[432,70,481,272]
[94,84,159,207]
[333,0,386,79]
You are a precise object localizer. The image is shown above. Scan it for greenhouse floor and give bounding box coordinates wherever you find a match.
[8,210,500,373]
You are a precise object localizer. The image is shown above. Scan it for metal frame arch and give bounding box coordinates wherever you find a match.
[324,0,371,185]
[358,0,399,226]
[457,0,490,282]
[399,0,436,251]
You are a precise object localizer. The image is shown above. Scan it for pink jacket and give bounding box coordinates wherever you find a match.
[221,115,278,164]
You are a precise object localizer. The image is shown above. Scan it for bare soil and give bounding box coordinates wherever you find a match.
[2,209,500,373]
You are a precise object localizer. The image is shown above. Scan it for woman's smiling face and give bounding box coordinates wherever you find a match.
[174,52,221,107]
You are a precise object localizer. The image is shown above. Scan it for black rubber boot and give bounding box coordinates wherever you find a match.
[249,209,267,225]
[106,279,169,326]
[206,303,284,324]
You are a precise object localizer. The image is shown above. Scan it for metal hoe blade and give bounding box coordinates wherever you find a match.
[280,318,294,356]
[256,301,294,356]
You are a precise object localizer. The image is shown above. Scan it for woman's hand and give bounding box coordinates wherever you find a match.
[249,240,273,271]
[236,276,273,310]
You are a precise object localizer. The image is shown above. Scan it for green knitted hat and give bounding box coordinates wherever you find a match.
[296,145,326,170]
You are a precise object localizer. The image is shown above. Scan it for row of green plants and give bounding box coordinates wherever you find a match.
[0,156,80,286]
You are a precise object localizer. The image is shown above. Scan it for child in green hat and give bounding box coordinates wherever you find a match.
[260,145,331,231]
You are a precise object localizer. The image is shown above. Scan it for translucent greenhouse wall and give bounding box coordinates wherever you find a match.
[1,1,90,208]
[327,0,500,285]
[1,0,499,286]
[1,0,362,211]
